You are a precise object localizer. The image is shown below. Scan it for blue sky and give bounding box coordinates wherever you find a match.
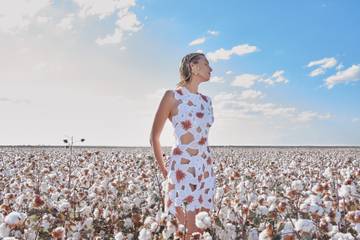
[0,0,359,146]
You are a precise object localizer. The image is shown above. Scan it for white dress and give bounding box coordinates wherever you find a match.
[164,86,215,216]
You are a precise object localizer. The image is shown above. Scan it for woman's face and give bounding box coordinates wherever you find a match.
[191,55,213,81]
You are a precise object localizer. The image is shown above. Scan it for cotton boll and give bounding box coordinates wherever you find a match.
[24,228,37,240]
[133,198,142,208]
[195,211,212,229]
[338,185,351,198]
[15,194,25,206]
[128,183,136,192]
[323,167,333,179]
[4,211,27,226]
[266,195,277,205]
[350,184,358,196]
[248,228,259,240]
[291,180,303,191]
[224,223,236,239]
[178,224,186,233]
[93,208,99,218]
[354,223,360,235]
[202,231,213,240]
[138,228,152,240]
[305,194,323,205]
[114,232,124,240]
[143,216,153,226]
[40,182,49,193]
[41,218,50,230]
[256,206,269,216]
[166,221,176,234]
[248,192,258,203]
[281,222,294,236]
[150,222,158,232]
[330,232,354,240]
[224,167,232,176]
[124,217,133,229]
[88,191,96,199]
[57,199,70,212]
[0,223,10,238]
[295,219,315,233]
[162,229,173,239]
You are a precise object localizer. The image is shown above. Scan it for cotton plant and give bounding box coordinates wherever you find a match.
[0,147,359,239]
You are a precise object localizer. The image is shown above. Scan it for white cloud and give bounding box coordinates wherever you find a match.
[239,89,264,100]
[210,76,224,83]
[95,9,142,46]
[336,63,344,70]
[73,0,136,19]
[232,70,287,88]
[225,70,233,75]
[207,30,219,36]
[195,49,203,53]
[206,44,258,62]
[213,91,330,123]
[0,0,51,34]
[231,74,262,88]
[325,64,360,89]
[307,57,337,77]
[352,118,359,123]
[189,37,206,46]
[259,70,288,85]
[71,0,142,46]
[57,14,75,31]
[294,111,331,123]
[213,93,295,119]
[309,68,325,77]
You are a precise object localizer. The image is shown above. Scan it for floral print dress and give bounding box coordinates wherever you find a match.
[164,86,215,216]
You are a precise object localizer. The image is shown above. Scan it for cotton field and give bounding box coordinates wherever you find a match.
[0,146,359,240]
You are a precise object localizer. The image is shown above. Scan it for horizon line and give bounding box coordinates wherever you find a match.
[0,145,359,148]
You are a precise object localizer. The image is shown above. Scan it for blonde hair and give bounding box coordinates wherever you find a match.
[177,52,205,88]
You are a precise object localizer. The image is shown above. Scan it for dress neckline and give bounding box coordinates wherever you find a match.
[182,86,200,96]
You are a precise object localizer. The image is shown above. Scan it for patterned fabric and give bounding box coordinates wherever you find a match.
[165,86,215,216]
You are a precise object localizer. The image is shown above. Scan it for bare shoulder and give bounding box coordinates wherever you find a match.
[163,89,175,99]
[161,89,176,105]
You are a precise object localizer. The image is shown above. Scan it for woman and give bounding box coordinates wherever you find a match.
[150,52,215,238]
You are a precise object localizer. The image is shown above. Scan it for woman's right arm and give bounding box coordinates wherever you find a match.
[149,90,174,178]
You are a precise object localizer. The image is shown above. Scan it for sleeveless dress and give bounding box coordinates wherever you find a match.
[164,86,215,216]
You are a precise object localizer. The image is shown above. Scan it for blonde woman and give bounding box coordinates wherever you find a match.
[150,52,215,238]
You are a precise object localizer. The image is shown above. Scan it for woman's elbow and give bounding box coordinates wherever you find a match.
[149,134,158,147]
